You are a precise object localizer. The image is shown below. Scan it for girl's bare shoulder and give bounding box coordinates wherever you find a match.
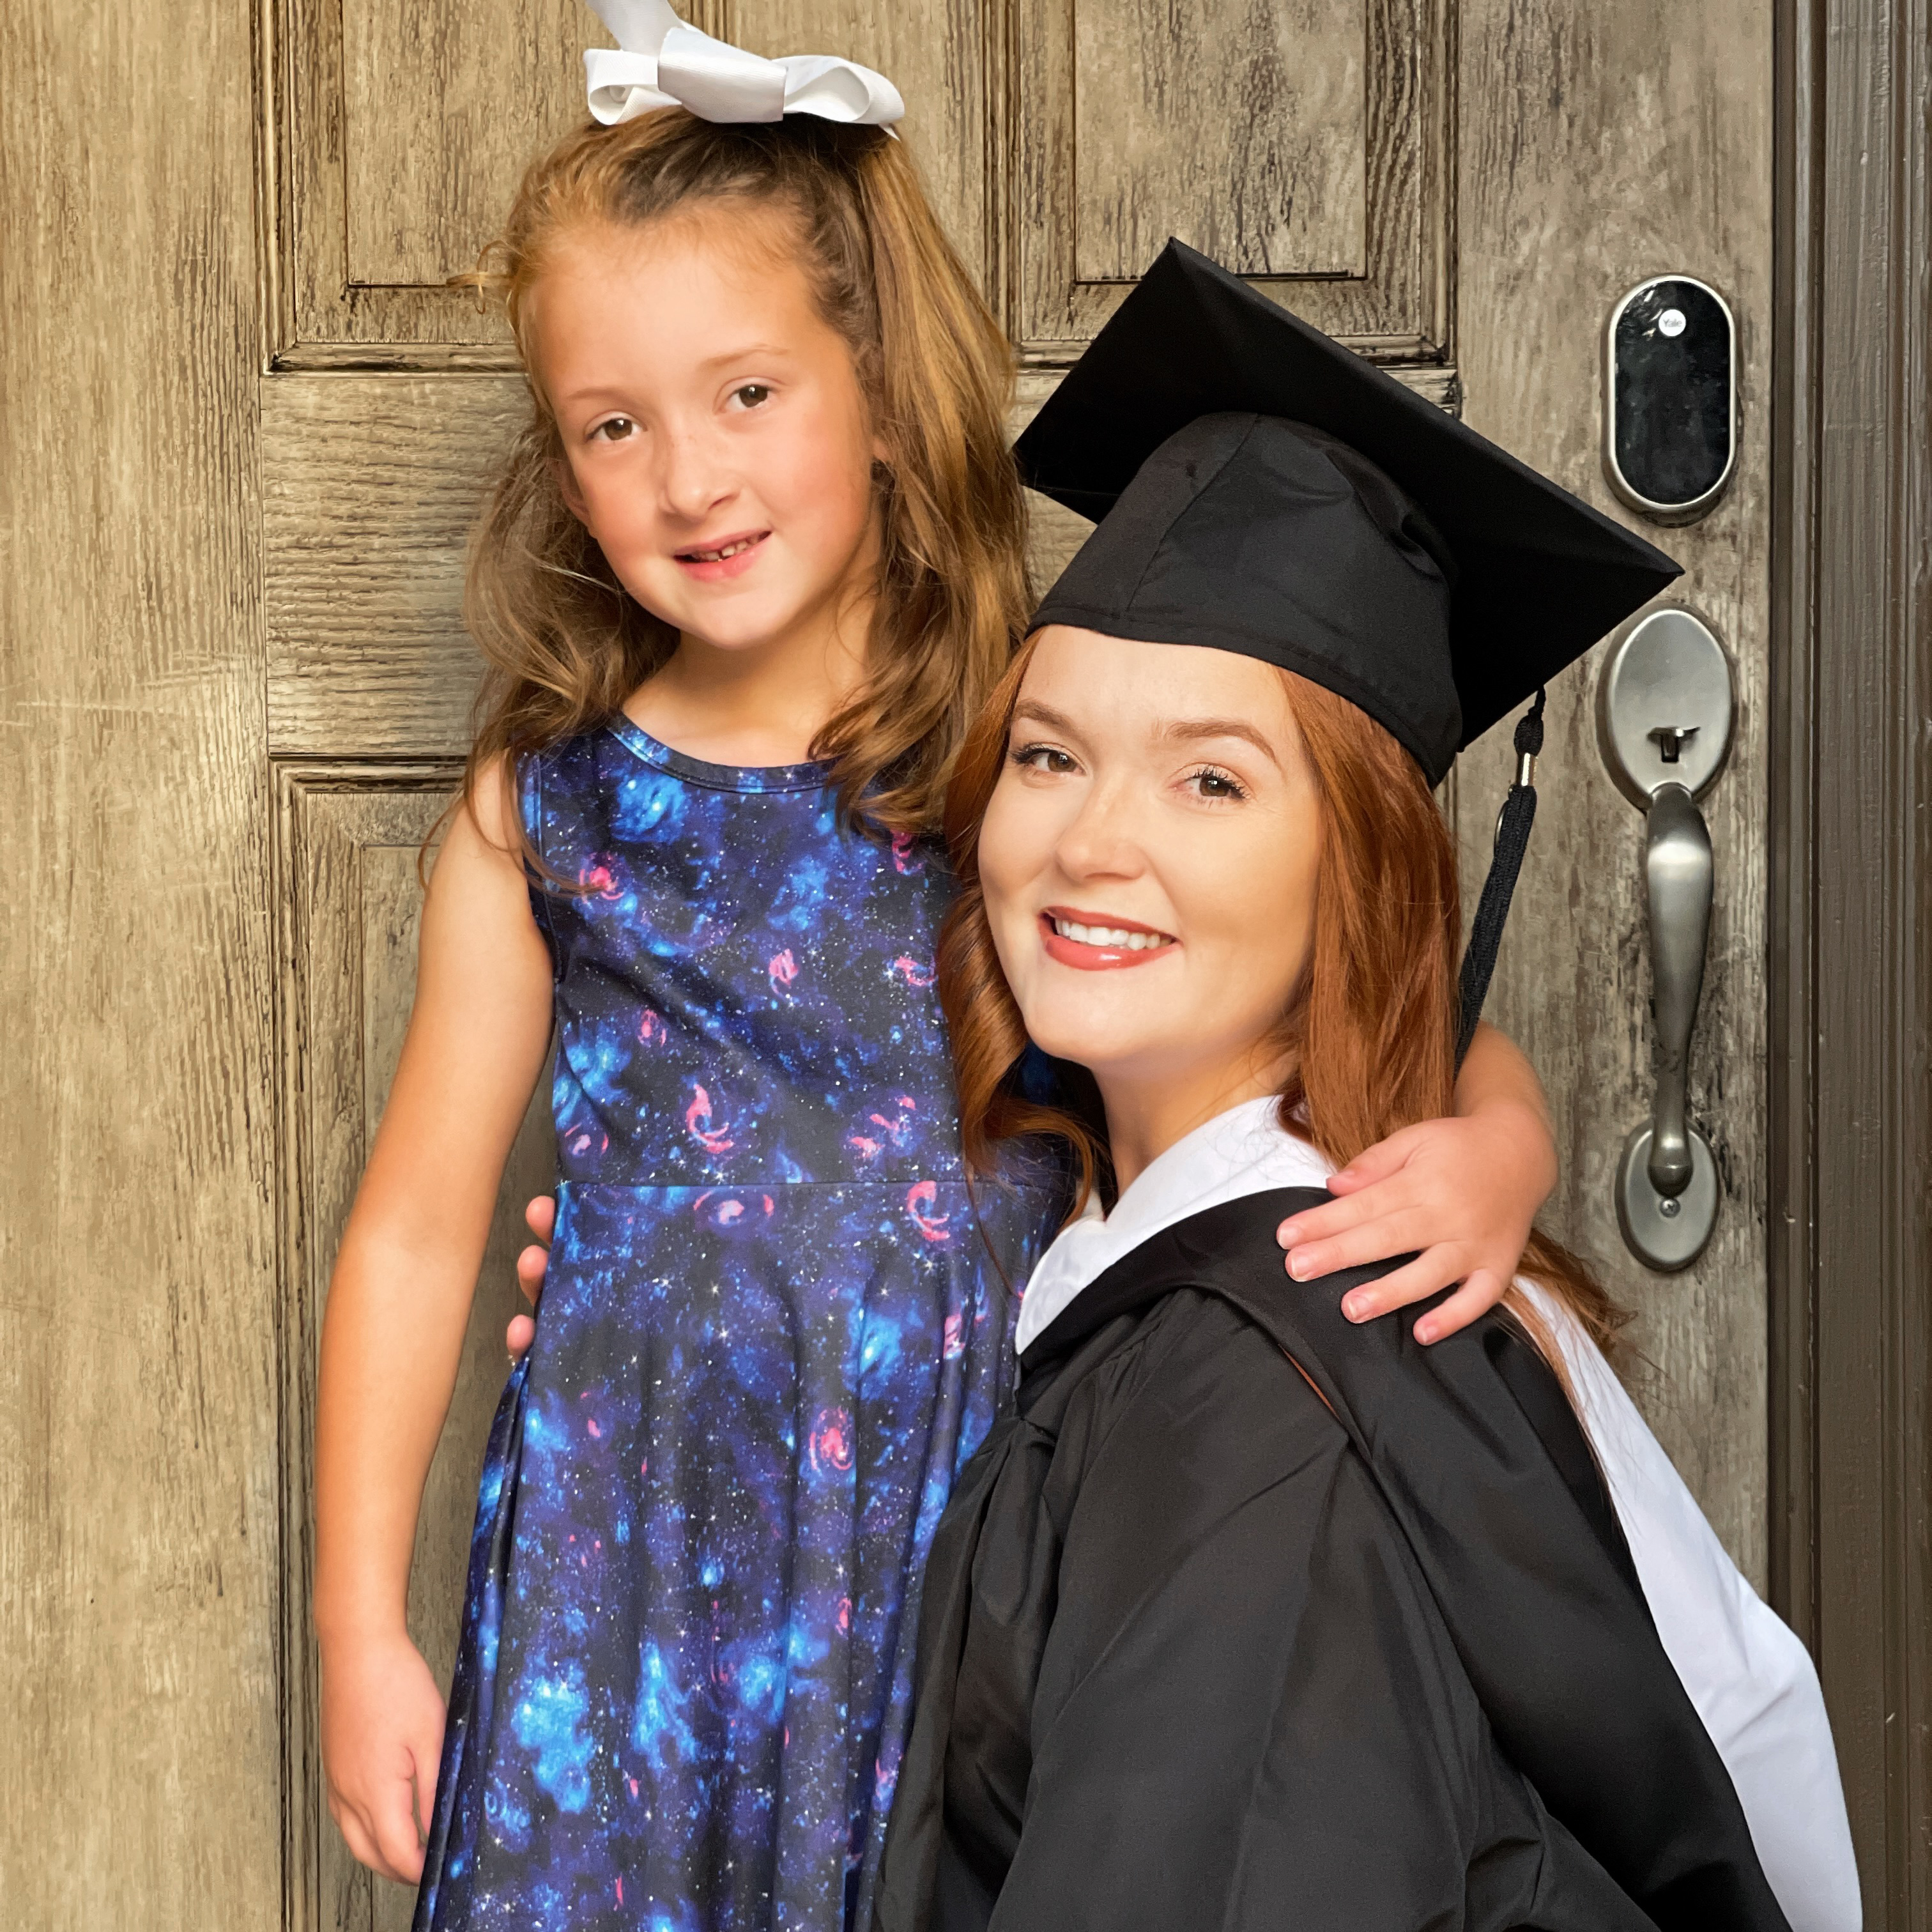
[421,755,546,961]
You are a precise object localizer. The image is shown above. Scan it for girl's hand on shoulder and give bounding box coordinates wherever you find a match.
[319,1626,446,1884]
[1276,1027,1557,1344]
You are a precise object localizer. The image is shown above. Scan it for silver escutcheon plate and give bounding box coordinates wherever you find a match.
[1598,608,1733,1273]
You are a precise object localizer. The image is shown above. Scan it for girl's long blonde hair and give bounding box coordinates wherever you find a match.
[455,109,1031,837]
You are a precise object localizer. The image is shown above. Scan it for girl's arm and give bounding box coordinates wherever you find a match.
[1276,1021,1556,1344]
[314,764,553,1884]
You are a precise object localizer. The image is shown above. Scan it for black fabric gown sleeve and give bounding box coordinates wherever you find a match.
[1157,1191,1790,1931]
[985,1288,1652,1932]
[874,1190,1790,1932]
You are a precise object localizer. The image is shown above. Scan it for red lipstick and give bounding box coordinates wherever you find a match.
[1038,907,1177,973]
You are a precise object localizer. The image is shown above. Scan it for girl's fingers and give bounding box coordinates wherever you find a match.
[373,1793,426,1884]
[524,1194,555,1243]
[372,1751,431,1883]
[1276,1179,1420,1252]
[339,1797,408,1885]
[1285,1209,1436,1281]
[515,1242,549,1305]
[1330,1248,1462,1321]
[328,1798,376,1874]
[1413,1268,1509,1345]
[1322,1124,1427,1195]
[506,1313,535,1358]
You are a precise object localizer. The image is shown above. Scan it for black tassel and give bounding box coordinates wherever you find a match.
[1455,690,1545,1069]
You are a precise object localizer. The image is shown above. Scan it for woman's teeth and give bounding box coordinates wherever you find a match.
[1052,917,1172,951]
[684,536,760,562]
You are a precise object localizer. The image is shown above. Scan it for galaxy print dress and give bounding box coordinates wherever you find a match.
[415,719,1056,1932]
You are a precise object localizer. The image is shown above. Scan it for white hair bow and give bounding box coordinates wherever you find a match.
[583,0,904,130]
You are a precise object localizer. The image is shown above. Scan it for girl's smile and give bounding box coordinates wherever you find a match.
[673,526,772,581]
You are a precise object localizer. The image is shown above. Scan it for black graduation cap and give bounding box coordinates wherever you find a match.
[1015,240,1682,1057]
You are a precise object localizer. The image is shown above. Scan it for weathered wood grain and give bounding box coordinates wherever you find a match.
[1454,0,1773,1581]
[1774,0,1932,1903]
[264,375,533,756]
[342,0,584,289]
[284,0,584,355]
[0,0,279,1921]
[1013,0,1448,358]
[724,0,992,289]
[276,771,553,1932]
[1071,0,1366,280]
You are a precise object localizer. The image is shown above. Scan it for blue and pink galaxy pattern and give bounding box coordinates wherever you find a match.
[415,719,1055,1932]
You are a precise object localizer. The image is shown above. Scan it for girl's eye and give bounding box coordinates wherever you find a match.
[1011,742,1079,776]
[1185,765,1249,802]
[589,416,637,443]
[730,383,774,410]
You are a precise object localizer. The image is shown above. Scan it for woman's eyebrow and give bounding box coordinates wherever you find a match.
[1009,698,1082,735]
[1159,716,1285,769]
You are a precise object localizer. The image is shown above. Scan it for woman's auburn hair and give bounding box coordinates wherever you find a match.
[452,109,1031,839]
[938,636,1631,1361]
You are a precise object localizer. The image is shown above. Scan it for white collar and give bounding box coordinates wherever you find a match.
[1014,1096,1334,1353]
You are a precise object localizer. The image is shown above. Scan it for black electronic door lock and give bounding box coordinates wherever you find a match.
[1604,275,1737,525]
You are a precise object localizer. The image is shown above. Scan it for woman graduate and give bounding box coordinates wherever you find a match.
[873,243,1857,1932]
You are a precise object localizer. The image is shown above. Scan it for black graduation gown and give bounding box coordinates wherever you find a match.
[873,1188,1790,1932]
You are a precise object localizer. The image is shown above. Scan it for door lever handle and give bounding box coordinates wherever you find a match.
[1598,608,1732,1271]
[1642,782,1711,1198]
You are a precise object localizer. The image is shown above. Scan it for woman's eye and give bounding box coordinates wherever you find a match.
[730,383,773,410]
[589,416,636,443]
[1011,742,1078,776]
[1186,765,1248,802]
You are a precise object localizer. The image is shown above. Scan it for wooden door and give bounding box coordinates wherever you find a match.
[11,0,1913,1924]
[263,0,1774,1907]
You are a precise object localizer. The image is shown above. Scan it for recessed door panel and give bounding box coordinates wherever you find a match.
[1071,0,1365,281]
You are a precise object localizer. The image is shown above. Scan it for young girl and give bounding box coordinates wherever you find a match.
[313,54,1563,1932]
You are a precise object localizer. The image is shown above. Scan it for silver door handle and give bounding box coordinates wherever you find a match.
[1642,781,1712,1197]
[1598,608,1732,1271]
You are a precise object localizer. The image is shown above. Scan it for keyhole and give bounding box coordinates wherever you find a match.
[1648,724,1701,765]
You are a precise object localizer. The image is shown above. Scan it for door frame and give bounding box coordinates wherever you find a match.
[1768,0,1932,1919]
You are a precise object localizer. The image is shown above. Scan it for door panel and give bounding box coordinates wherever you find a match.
[277,0,995,364]
[263,376,529,755]
[260,366,1460,771]
[276,770,553,1930]
[279,0,581,358]
[1013,0,1450,357]
[1071,0,1367,281]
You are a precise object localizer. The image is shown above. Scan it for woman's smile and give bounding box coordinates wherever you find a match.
[1039,906,1178,970]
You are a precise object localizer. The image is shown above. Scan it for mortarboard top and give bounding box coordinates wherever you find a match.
[1013,240,1684,1055]
[1015,240,1681,788]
